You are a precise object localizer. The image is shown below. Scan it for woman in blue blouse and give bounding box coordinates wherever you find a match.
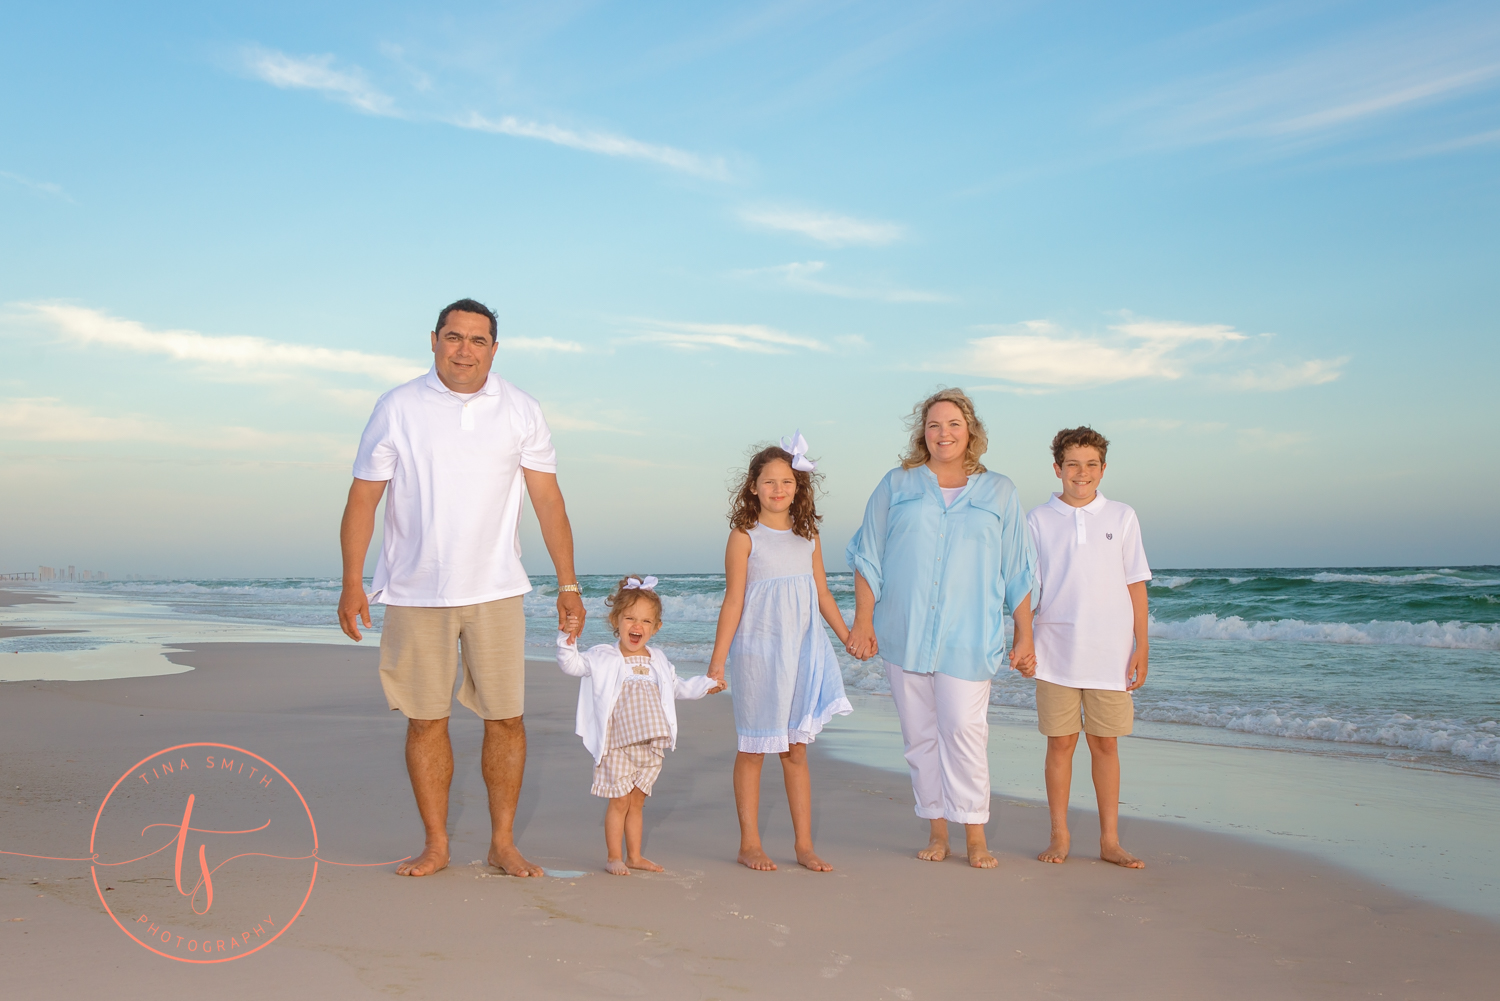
[846,389,1037,868]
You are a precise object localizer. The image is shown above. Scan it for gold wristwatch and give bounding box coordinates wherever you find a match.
[557,583,581,594]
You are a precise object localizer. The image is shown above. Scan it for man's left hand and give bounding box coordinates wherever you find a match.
[558,590,585,640]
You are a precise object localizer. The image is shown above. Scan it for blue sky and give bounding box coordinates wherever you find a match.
[2,1,1497,577]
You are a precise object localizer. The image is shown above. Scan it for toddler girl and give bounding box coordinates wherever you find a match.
[707,433,853,872]
[557,575,724,875]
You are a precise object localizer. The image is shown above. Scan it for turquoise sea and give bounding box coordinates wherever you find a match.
[20,566,1499,778]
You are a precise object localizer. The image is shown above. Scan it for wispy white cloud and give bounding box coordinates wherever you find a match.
[453,113,731,180]
[1236,428,1310,452]
[240,46,730,179]
[733,261,949,302]
[496,335,586,353]
[738,207,904,246]
[0,396,343,454]
[242,46,397,116]
[22,303,426,384]
[624,318,827,354]
[930,315,1345,392]
[1,171,74,203]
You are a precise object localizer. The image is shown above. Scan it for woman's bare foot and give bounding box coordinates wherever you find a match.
[1037,831,1070,864]
[395,843,449,876]
[737,846,777,871]
[917,837,950,862]
[488,843,545,877]
[1101,842,1145,869]
[605,859,630,875]
[795,848,832,872]
[626,856,664,872]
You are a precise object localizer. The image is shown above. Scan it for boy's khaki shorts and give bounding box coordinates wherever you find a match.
[378,597,525,721]
[1035,678,1134,737]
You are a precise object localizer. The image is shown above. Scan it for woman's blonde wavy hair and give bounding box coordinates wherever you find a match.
[899,388,988,475]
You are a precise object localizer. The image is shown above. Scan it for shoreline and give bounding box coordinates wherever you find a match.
[1,641,1495,999]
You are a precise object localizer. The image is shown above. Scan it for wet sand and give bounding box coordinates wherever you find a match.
[2,642,1495,999]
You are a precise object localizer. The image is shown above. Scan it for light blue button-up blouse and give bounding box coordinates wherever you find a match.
[845,465,1038,682]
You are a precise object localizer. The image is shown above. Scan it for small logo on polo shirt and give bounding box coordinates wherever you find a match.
[1106,533,1113,540]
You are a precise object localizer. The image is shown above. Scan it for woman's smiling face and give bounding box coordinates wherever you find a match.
[924,400,970,466]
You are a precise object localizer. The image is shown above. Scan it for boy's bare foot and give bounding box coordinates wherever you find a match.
[488,843,545,877]
[395,843,448,876]
[1037,832,1070,864]
[605,859,631,876]
[626,856,664,872]
[917,837,950,862]
[795,848,832,872]
[966,847,999,869]
[737,847,777,871]
[1101,842,1145,869]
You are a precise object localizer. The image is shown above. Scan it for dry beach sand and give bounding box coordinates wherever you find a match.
[2,638,1497,1000]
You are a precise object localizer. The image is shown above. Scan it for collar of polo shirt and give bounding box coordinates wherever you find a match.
[1046,491,1107,516]
[424,366,502,398]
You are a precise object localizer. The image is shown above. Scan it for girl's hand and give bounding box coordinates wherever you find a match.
[707,678,728,695]
[845,621,878,660]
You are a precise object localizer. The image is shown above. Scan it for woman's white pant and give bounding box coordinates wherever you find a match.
[885,663,993,825]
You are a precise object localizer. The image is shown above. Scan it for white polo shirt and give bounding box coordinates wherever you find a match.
[1026,492,1151,691]
[353,367,557,607]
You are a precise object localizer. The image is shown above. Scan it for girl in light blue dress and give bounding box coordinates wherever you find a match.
[707,434,853,873]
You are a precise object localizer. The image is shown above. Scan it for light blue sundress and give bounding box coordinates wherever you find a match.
[728,524,853,754]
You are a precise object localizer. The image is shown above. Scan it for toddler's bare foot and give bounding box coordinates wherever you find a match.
[737,847,777,871]
[395,843,449,876]
[605,859,630,876]
[626,856,664,872]
[917,837,950,862]
[1101,842,1145,869]
[1037,832,1070,864]
[795,848,832,872]
[488,843,545,877]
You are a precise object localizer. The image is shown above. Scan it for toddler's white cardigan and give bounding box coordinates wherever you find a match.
[555,632,716,765]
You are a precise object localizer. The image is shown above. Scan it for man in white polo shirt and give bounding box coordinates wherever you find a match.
[337,298,586,878]
[1022,426,1151,871]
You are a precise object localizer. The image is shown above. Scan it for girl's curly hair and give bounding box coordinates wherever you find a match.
[604,575,663,637]
[728,445,822,540]
[899,387,989,475]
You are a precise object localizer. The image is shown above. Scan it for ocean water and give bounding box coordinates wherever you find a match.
[16,566,1499,777]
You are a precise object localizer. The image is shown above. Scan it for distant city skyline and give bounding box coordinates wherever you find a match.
[3,2,1498,576]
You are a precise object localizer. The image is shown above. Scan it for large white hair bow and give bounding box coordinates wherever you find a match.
[624,576,659,591]
[780,430,817,472]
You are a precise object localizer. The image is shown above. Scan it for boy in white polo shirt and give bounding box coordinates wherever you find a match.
[1021,427,1150,869]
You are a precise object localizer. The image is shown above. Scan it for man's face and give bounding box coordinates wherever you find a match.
[430,310,497,393]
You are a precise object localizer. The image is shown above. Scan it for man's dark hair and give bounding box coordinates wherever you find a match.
[434,298,497,343]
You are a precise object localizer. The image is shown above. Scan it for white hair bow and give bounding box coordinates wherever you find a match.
[780,430,817,472]
[624,576,659,591]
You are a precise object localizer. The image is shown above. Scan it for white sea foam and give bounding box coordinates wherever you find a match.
[1149,614,1500,650]
[1155,576,1195,589]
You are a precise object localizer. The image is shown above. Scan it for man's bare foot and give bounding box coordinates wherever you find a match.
[795,848,832,872]
[1101,842,1145,869]
[1037,832,1070,864]
[488,843,545,877]
[626,856,664,872]
[737,846,777,871]
[917,838,950,862]
[395,844,449,876]
[605,859,630,876]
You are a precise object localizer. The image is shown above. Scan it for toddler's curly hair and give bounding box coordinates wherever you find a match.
[604,575,664,637]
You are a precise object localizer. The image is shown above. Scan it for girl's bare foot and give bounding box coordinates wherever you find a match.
[1037,831,1070,863]
[737,846,777,871]
[965,828,998,869]
[795,848,832,872]
[626,856,664,872]
[395,843,449,876]
[917,837,949,862]
[605,859,630,875]
[1101,842,1145,869]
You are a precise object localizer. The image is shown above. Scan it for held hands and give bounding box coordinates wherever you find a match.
[706,678,728,695]
[337,583,371,642]
[844,620,878,660]
[1009,637,1037,678]
[558,590,586,641]
[1127,645,1149,691]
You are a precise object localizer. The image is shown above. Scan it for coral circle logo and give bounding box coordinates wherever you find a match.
[91,743,319,963]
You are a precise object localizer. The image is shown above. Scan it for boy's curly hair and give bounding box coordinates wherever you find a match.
[899,388,989,475]
[728,445,822,541]
[1050,426,1110,465]
[604,575,663,637]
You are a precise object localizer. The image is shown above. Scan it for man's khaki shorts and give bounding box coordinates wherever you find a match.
[379,597,525,721]
[1035,678,1134,737]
